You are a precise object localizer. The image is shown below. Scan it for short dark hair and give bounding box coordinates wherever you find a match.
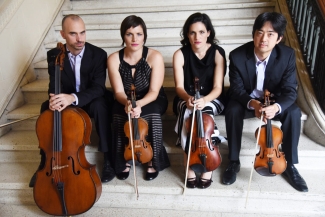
[180,12,218,46]
[62,14,82,29]
[252,12,287,40]
[120,15,147,46]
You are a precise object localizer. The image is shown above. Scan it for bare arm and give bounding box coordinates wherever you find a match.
[173,49,194,109]
[194,49,224,110]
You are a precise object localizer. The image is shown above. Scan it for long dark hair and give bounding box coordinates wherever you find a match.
[180,12,218,46]
[120,15,147,46]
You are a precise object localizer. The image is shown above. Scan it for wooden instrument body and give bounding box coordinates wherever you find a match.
[123,84,153,164]
[254,123,286,176]
[124,117,153,164]
[33,107,102,216]
[185,77,222,173]
[185,112,221,172]
[254,90,286,176]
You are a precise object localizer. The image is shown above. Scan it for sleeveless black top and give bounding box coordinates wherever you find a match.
[181,44,226,97]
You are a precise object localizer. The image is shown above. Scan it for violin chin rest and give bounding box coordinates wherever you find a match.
[255,167,277,177]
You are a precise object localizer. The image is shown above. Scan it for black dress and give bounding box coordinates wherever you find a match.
[173,44,227,152]
[112,46,170,173]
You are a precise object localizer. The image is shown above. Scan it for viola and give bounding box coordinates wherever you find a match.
[124,84,153,164]
[254,90,287,176]
[185,77,222,173]
[33,43,102,215]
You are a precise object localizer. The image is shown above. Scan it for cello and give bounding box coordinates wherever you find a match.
[184,77,222,173]
[33,43,102,216]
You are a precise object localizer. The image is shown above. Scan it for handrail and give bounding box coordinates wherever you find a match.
[286,0,325,113]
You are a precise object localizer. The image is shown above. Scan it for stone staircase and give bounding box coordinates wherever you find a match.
[1,0,325,216]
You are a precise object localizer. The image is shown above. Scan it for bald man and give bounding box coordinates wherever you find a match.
[29,14,115,187]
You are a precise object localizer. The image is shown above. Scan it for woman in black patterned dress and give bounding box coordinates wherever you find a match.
[107,15,170,181]
[173,13,226,188]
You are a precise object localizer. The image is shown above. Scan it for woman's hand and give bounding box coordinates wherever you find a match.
[125,100,142,118]
[193,97,206,110]
[186,96,194,109]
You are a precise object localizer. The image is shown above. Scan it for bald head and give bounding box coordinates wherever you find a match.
[62,14,84,31]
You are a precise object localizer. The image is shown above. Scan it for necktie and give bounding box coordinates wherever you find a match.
[70,55,80,92]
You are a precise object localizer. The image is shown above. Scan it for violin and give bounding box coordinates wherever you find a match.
[254,90,287,176]
[124,84,153,164]
[33,43,102,215]
[185,77,222,173]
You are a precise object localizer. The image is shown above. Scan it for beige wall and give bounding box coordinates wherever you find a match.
[0,0,64,116]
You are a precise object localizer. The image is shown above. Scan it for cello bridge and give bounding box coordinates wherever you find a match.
[266,154,274,158]
[52,165,69,170]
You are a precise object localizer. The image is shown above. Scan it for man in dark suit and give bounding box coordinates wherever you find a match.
[29,14,115,187]
[222,12,308,192]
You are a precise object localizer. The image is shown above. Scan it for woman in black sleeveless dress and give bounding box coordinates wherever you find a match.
[173,13,226,188]
[107,15,170,181]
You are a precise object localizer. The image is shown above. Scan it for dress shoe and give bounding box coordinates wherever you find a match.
[186,177,197,188]
[283,164,308,192]
[101,160,115,183]
[145,166,159,181]
[116,165,131,180]
[222,161,240,185]
[198,177,213,189]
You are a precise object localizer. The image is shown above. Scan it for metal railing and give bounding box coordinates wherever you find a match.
[287,0,325,112]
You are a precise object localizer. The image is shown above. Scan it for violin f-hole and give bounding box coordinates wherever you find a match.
[68,156,80,175]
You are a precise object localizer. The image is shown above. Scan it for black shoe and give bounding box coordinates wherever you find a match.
[283,164,308,192]
[101,160,115,183]
[145,166,159,181]
[198,177,213,189]
[222,161,240,185]
[116,165,131,180]
[186,177,197,188]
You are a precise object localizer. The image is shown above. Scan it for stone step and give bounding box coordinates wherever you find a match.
[54,18,256,31]
[0,161,324,216]
[53,20,254,40]
[0,114,320,170]
[63,2,275,22]
[70,0,275,10]
[43,36,252,63]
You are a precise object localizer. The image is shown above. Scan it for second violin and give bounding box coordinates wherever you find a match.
[124,84,153,164]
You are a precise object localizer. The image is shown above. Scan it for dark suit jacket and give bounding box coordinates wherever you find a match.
[47,42,107,107]
[227,41,298,112]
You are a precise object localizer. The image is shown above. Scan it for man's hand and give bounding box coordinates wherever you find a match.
[49,93,75,112]
[261,104,279,120]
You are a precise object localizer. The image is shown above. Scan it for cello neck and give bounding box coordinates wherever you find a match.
[53,43,65,152]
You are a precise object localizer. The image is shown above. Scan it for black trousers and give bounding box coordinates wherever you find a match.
[40,90,114,154]
[225,99,301,164]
